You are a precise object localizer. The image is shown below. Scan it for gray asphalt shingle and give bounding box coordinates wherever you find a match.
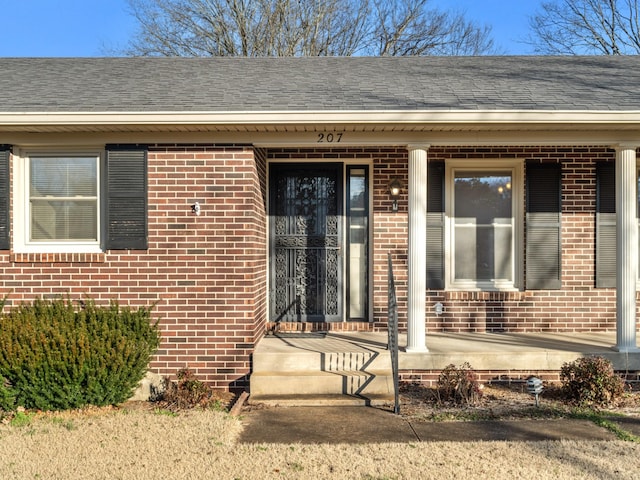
[0,56,638,113]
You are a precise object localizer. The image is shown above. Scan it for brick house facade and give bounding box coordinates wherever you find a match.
[1,57,639,391]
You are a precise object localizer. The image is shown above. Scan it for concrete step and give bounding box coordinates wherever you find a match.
[247,393,395,407]
[250,334,395,406]
[250,370,393,396]
[254,350,390,373]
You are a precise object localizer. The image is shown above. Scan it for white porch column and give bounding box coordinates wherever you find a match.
[406,144,429,353]
[615,144,639,352]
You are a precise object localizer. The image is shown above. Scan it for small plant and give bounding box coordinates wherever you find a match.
[51,417,77,431]
[560,356,626,407]
[161,367,217,410]
[436,362,483,406]
[153,408,178,417]
[9,410,35,428]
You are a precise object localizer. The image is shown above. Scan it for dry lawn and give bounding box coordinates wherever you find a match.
[1,384,640,480]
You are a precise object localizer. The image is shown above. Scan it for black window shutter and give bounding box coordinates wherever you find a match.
[526,162,562,289]
[596,162,616,288]
[106,146,148,250]
[0,147,9,250]
[426,161,444,290]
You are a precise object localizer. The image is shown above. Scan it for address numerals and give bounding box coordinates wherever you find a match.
[317,132,343,143]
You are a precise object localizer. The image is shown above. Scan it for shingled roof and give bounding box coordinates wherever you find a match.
[1,56,639,113]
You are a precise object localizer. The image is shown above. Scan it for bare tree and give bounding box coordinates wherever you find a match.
[123,0,496,56]
[528,0,640,54]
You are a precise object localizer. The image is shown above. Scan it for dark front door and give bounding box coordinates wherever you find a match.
[269,164,343,322]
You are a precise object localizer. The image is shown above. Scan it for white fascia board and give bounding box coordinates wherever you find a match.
[1,109,640,126]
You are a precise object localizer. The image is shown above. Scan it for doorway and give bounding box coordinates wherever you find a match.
[269,163,369,323]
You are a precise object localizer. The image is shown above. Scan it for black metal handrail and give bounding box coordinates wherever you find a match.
[387,253,400,414]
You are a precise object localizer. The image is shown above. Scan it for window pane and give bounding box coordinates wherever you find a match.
[348,167,368,320]
[29,156,98,242]
[31,157,97,197]
[454,225,476,279]
[493,226,513,280]
[453,170,513,283]
[454,171,511,223]
[31,201,97,240]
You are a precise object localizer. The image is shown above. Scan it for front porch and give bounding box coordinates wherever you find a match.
[249,331,640,406]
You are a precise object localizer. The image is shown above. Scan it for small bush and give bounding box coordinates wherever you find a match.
[9,410,35,428]
[560,356,626,407]
[0,297,160,411]
[161,367,220,410]
[436,362,483,406]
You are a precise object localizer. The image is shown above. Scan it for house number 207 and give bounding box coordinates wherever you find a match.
[317,132,343,143]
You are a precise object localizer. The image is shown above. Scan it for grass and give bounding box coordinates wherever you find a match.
[9,411,34,428]
[569,409,640,443]
[1,407,640,479]
[49,417,77,431]
[153,408,178,417]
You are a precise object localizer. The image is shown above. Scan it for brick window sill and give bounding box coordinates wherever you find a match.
[10,252,106,263]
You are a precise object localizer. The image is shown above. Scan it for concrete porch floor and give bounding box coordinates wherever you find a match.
[255,331,640,372]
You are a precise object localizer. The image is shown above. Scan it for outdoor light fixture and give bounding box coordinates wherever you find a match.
[388,178,403,212]
[526,377,543,407]
[191,202,201,216]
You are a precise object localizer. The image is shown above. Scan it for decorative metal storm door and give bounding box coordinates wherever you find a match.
[269,164,343,322]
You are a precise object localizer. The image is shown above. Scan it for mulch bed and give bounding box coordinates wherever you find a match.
[399,381,640,421]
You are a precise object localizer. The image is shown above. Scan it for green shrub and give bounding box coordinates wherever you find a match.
[436,362,483,406]
[0,297,160,411]
[560,356,626,407]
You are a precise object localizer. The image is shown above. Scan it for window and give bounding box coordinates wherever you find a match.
[13,146,148,253]
[347,166,369,320]
[445,160,523,290]
[596,162,640,287]
[30,156,99,242]
[14,151,102,253]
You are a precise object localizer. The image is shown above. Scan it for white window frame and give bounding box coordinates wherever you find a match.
[13,148,103,254]
[445,159,524,291]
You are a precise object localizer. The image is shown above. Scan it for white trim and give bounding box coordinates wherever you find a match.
[2,110,640,126]
[444,158,524,291]
[13,148,103,254]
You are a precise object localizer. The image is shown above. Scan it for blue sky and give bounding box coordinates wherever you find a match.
[0,0,540,56]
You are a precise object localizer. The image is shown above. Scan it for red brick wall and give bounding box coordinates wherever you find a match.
[425,146,618,333]
[0,144,267,389]
[0,143,629,390]
[267,145,622,334]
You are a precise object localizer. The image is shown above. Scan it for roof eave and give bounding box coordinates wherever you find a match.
[1,109,640,127]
